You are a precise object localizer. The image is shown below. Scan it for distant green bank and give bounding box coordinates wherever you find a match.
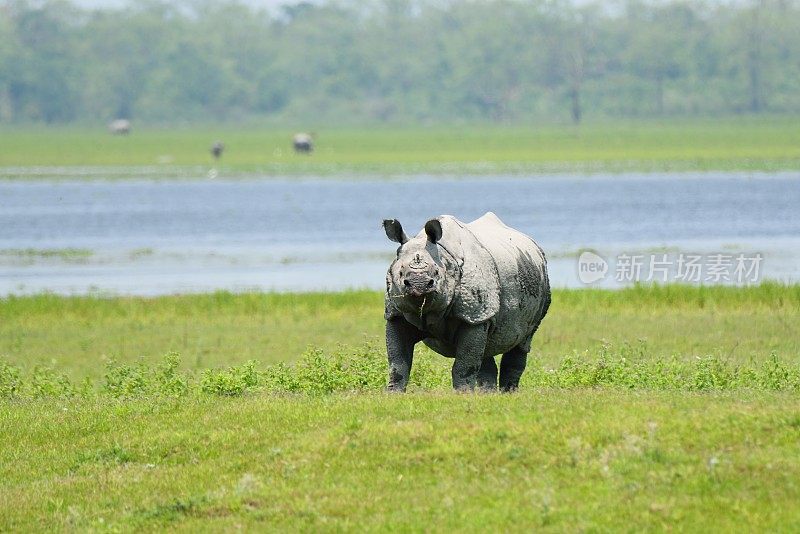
[1,118,799,175]
[0,248,93,261]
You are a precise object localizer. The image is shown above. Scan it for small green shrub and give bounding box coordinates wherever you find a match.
[103,354,193,398]
[692,356,734,391]
[408,354,451,389]
[292,345,386,394]
[0,361,22,398]
[759,352,799,391]
[103,359,149,398]
[155,352,190,397]
[261,344,385,394]
[261,361,299,391]
[200,361,258,396]
[29,366,76,398]
[260,342,448,393]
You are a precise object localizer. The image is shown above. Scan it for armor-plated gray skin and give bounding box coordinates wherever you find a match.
[383,212,550,392]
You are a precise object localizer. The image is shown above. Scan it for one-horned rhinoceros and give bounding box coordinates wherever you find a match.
[383,212,550,392]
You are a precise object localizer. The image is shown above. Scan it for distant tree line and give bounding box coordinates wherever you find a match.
[0,0,798,125]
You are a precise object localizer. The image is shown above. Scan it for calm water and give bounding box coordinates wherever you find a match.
[1,172,799,295]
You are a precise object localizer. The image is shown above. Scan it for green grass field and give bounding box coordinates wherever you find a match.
[3,391,800,531]
[2,284,798,378]
[2,284,800,530]
[2,117,800,174]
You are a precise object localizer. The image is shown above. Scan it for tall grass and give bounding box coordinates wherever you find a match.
[555,282,800,310]
[1,284,798,379]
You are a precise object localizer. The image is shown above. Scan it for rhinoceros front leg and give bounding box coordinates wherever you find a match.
[452,322,489,391]
[499,344,528,392]
[385,318,424,392]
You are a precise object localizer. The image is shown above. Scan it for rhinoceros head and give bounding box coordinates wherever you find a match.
[383,216,500,323]
[383,218,456,316]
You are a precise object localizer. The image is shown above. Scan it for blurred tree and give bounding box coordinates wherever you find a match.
[0,0,799,124]
[81,2,178,120]
[0,3,18,121]
[5,1,83,122]
[550,2,608,124]
[622,1,703,114]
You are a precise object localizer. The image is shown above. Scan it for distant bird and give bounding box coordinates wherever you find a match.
[211,140,224,160]
[292,132,313,153]
[108,119,131,135]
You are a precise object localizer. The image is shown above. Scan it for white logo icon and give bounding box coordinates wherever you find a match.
[577,251,608,284]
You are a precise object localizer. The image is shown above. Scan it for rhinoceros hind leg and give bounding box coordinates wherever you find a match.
[499,345,528,392]
[477,357,498,391]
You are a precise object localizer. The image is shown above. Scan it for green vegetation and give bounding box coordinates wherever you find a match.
[2,118,800,174]
[2,284,799,379]
[3,284,799,530]
[3,344,800,400]
[1,1,799,124]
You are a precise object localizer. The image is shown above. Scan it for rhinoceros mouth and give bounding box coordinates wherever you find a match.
[403,275,436,297]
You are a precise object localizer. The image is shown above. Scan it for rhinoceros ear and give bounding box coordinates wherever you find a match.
[425,219,442,243]
[383,219,408,244]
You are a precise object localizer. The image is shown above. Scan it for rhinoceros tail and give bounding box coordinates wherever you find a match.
[531,259,551,334]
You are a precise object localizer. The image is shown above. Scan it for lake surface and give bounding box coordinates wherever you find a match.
[1,172,799,295]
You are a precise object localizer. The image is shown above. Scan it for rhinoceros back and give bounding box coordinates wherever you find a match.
[465,212,550,355]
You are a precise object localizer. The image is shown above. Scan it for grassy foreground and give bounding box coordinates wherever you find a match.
[2,117,799,174]
[2,391,800,531]
[2,284,800,531]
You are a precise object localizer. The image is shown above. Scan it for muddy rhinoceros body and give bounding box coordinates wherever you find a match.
[383,212,550,391]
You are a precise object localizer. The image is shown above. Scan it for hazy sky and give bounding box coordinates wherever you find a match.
[71,0,305,7]
[69,0,748,7]
[66,0,750,12]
